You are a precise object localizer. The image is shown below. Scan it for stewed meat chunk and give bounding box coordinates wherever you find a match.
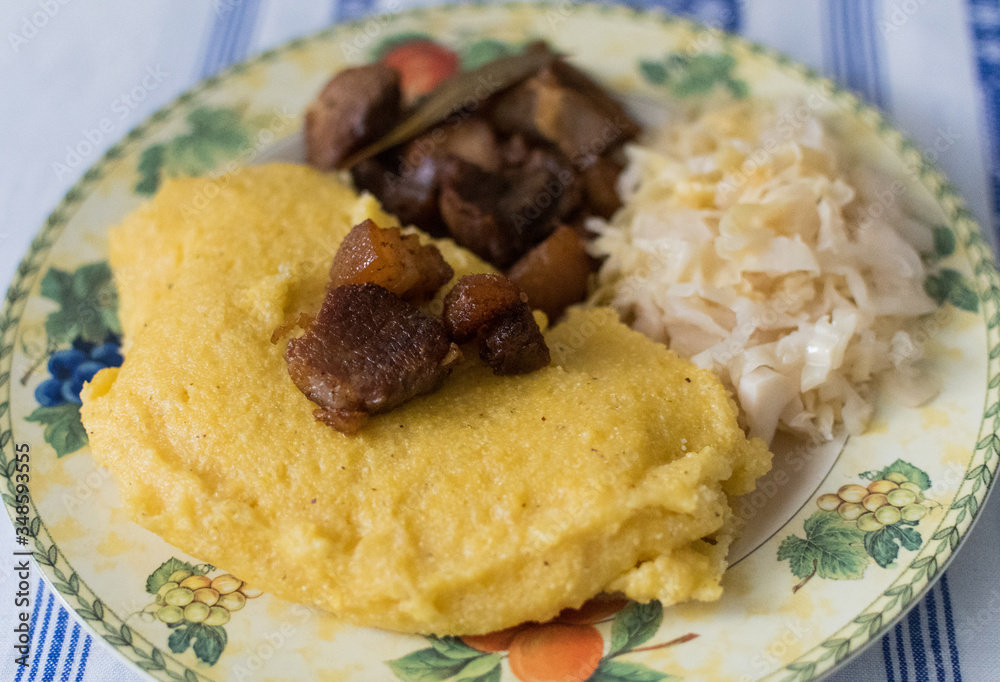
[305,63,402,171]
[285,283,461,433]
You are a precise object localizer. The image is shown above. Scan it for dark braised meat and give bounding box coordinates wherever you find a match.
[478,304,551,375]
[508,224,593,321]
[305,63,402,171]
[329,219,453,301]
[490,59,640,163]
[442,274,550,375]
[579,154,625,219]
[405,117,502,173]
[285,283,461,433]
[352,155,446,235]
[350,122,501,237]
[442,273,526,343]
[437,161,523,267]
[437,148,580,268]
[307,46,641,320]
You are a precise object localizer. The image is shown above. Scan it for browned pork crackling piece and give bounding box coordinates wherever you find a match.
[285,283,461,433]
[305,63,402,171]
[442,274,550,375]
[508,224,592,321]
[478,304,551,375]
[329,219,454,301]
[442,273,526,343]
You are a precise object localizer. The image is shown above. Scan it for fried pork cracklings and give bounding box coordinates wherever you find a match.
[81,164,771,635]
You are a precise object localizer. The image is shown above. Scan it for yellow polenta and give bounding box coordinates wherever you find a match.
[81,163,771,635]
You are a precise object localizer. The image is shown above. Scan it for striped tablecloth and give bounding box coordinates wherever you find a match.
[1,1,998,680]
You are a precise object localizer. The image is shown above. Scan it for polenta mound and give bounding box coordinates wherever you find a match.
[81,163,771,635]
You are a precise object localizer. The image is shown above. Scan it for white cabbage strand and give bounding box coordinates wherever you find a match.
[588,98,937,444]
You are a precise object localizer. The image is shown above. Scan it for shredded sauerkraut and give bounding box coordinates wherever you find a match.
[588,98,938,444]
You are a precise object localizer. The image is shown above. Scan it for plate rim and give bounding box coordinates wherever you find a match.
[1,3,998,681]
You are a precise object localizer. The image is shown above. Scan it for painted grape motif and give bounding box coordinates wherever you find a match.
[131,558,262,666]
[820,476,932,534]
[779,460,938,591]
[34,335,123,407]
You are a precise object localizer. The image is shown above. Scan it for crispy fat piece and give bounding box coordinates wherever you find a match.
[329,219,454,301]
[442,274,550,375]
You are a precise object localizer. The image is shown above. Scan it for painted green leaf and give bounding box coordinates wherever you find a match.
[135,107,252,195]
[876,460,932,490]
[427,636,482,660]
[590,660,677,682]
[453,654,501,681]
[25,403,87,458]
[639,52,748,99]
[145,557,205,595]
[609,601,663,655]
[925,268,979,312]
[932,225,956,256]
[778,511,868,581]
[460,39,517,70]
[39,262,120,345]
[136,144,166,195]
[386,647,470,682]
[639,60,669,84]
[168,623,194,654]
[191,624,227,666]
[864,524,922,569]
[39,268,73,305]
[168,622,227,666]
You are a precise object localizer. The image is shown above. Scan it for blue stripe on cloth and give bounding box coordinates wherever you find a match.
[967,0,1000,240]
[896,621,911,682]
[907,603,930,682]
[26,592,55,682]
[824,1,844,86]
[862,0,888,108]
[60,623,80,682]
[74,634,92,682]
[925,587,947,681]
[824,0,888,109]
[940,573,964,681]
[199,1,245,78]
[43,608,69,682]
[15,581,46,682]
[229,0,262,67]
[883,630,898,682]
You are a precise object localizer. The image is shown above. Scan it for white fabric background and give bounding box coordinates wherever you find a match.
[0,1,998,680]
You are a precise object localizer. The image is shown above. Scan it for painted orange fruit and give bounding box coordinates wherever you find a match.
[508,623,604,682]
[381,40,460,103]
